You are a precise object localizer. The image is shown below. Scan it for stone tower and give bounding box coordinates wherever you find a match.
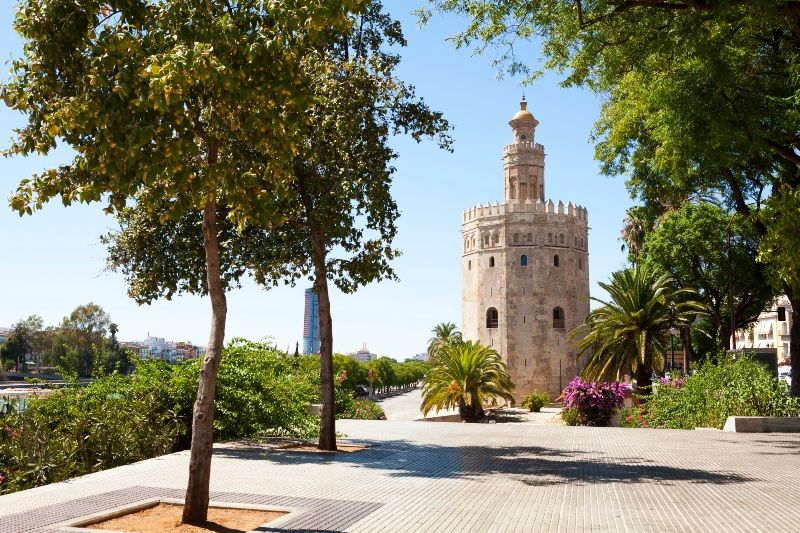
[461,99,590,401]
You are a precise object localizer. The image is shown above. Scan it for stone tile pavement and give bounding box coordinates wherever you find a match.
[1,419,799,532]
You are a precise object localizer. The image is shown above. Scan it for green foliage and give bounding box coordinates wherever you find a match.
[421,340,515,421]
[212,339,319,440]
[0,339,320,495]
[645,354,800,429]
[619,406,648,428]
[0,372,186,495]
[521,391,549,412]
[639,202,774,348]
[560,408,579,426]
[333,354,369,390]
[571,264,706,388]
[339,399,386,420]
[427,322,462,363]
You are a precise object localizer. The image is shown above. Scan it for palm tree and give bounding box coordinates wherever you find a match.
[570,265,706,392]
[426,322,462,362]
[421,340,515,421]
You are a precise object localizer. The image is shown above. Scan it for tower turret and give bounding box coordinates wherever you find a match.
[503,97,545,203]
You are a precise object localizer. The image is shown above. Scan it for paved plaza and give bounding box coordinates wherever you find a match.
[1,393,799,532]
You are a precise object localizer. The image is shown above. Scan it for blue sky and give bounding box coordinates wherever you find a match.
[0,2,633,359]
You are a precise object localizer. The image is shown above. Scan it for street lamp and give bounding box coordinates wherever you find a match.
[669,327,677,373]
[727,213,737,350]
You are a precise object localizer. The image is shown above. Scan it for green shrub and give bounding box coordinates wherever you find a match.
[213,339,319,440]
[521,391,550,412]
[339,399,386,420]
[645,354,800,429]
[0,339,320,495]
[620,405,648,428]
[0,372,186,495]
[335,386,356,417]
[561,407,580,426]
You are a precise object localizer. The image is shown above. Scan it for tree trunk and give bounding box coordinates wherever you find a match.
[681,326,694,374]
[183,183,227,520]
[310,223,336,451]
[788,292,800,397]
[635,364,652,395]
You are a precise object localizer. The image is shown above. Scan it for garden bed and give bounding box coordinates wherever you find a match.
[68,500,288,533]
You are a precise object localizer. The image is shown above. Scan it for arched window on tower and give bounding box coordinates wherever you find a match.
[581,237,584,248]
[486,308,499,329]
[527,233,532,243]
[468,260,472,271]
[520,255,528,266]
[578,257,583,270]
[548,233,553,244]
[560,234,565,245]
[514,233,519,243]
[553,307,565,329]
[484,235,490,246]
[489,256,495,267]
[554,255,559,267]
[575,235,578,246]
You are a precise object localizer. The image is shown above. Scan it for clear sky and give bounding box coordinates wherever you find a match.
[0,2,633,359]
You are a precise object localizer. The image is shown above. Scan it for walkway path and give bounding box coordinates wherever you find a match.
[378,388,562,424]
[2,415,798,532]
[376,388,455,420]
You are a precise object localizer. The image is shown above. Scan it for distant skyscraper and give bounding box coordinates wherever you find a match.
[303,288,320,354]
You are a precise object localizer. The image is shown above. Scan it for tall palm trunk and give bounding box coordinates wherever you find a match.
[183,146,228,524]
[310,223,336,451]
[789,293,800,397]
[635,365,652,394]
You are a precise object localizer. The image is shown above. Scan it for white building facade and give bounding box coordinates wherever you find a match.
[733,295,793,365]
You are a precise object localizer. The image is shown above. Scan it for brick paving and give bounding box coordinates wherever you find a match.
[1,416,799,532]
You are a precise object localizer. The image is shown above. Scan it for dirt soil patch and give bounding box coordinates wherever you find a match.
[87,502,286,533]
[276,443,368,453]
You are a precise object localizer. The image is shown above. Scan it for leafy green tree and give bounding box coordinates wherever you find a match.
[571,265,706,391]
[421,340,515,421]
[102,2,450,452]
[639,202,774,354]
[366,357,397,394]
[52,303,111,377]
[0,334,26,373]
[420,0,800,395]
[0,316,46,372]
[333,354,369,390]
[3,0,363,523]
[426,322,462,362]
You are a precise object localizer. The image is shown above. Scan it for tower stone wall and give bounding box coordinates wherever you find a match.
[461,100,590,401]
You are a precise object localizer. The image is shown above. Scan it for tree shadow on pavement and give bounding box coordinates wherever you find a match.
[213,439,754,486]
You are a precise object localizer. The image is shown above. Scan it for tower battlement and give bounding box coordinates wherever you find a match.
[462,199,588,224]
[503,142,544,153]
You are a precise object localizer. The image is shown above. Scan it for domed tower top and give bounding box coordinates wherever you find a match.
[509,96,539,144]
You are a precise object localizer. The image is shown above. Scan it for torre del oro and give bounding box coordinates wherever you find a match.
[461,99,590,401]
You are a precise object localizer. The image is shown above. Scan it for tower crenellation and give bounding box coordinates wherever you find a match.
[461,99,591,401]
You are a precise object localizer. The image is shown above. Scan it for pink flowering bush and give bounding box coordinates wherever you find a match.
[561,377,628,426]
[658,376,685,388]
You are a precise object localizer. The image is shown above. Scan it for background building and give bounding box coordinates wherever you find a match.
[461,99,591,401]
[348,343,378,363]
[303,288,321,355]
[733,295,793,366]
